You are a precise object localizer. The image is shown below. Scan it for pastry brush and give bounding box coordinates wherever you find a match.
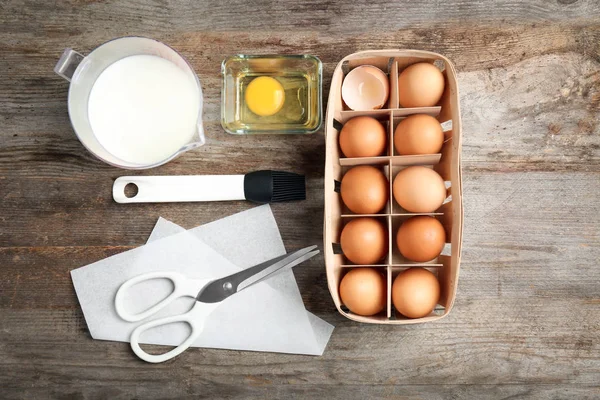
[113,170,306,204]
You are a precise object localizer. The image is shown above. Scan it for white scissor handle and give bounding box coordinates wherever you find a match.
[129,302,218,363]
[115,271,201,322]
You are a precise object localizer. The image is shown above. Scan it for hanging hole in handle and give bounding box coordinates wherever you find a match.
[125,183,139,198]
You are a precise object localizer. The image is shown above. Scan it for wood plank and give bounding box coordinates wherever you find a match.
[0,0,599,35]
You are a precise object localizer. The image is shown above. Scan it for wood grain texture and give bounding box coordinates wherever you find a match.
[1,0,599,398]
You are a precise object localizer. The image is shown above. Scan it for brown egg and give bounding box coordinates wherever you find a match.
[340,217,388,265]
[397,216,446,262]
[339,116,387,158]
[341,165,389,214]
[340,268,386,316]
[392,267,440,319]
[393,166,445,213]
[394,114,444,155]
[398,63,445,108]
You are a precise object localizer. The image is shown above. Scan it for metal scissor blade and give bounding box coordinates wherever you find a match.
[196,245,319,303]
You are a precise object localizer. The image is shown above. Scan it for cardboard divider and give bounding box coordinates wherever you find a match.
[338,109,392,123]
[389,61,399,109]
[339,157,391,167]
[437,200,454,243]
[387,266,393,318]
[434,137,454,181]
[437,68,454,123]
[437,255,452,309]
[347,57,391,72]
[392,107,442,118]
[324,50,462,325]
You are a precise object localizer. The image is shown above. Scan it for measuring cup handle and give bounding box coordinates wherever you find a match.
[54,48,85,82]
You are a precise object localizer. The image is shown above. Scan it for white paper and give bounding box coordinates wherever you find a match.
[71,205,333,355]
[148,215,334,353]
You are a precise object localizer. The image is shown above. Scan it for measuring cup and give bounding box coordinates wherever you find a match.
[54,37,205,169]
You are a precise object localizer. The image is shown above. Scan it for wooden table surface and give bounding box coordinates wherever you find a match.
[1,1,599,399]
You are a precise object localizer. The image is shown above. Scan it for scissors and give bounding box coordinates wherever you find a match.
[114,245,319,363]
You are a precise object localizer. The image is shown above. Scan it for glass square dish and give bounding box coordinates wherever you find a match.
[221,55,322,134]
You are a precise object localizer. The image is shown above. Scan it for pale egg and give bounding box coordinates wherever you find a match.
[398,63,445,108]
[342,65,389,110]
[393,166,446,213]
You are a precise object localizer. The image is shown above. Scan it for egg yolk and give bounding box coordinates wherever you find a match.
[245,76,285,117]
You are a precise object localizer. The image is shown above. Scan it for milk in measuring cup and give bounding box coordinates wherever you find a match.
[87,55,199,165]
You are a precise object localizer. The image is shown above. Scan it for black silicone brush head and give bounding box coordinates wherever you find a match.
[244,170,306,203]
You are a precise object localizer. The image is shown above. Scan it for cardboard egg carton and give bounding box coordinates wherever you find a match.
[324,50,463,324]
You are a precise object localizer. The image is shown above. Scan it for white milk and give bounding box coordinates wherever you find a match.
[88,55,199,165]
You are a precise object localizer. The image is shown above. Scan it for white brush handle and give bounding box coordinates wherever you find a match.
[113,175,246,203]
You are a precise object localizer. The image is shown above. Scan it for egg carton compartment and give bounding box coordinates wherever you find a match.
[339,57,397,111]
[394,57,447,109]
[389,164,449,215]
[390,109,445,160]
[335,110,392,163]
[337,109,392,124]
[388,266,445,322]
[336,215,392,266]
[338,265,390,321]
[335,162,393,216]
[390,215,448,265]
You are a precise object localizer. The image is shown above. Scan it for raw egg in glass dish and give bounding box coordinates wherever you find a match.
[244,76,285,117]
[342,66,389,110]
